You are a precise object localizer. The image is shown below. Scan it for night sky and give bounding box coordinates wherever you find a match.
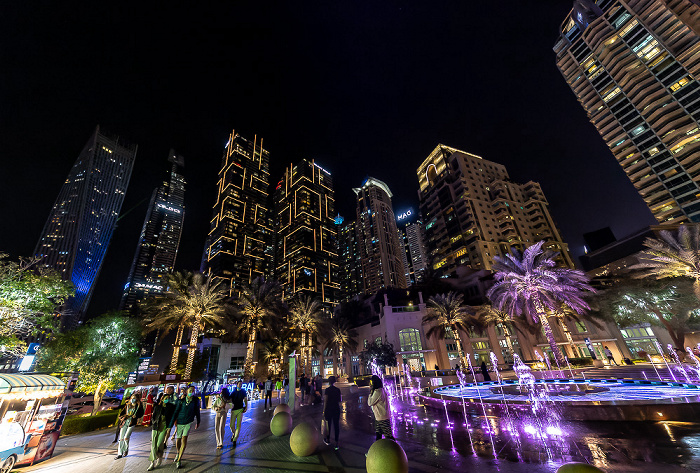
[0,2,656,318]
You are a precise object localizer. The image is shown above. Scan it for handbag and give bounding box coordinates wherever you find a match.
[320,418,329,437]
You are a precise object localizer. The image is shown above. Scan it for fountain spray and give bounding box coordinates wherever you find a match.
[668,344,690,383]
[467,355,497,459]
[654,340,678,382]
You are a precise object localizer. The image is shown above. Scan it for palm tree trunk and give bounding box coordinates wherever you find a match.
[185,315,202,380]
[245,328,257,376]
[91,380,106,416]
[540,315,564,365]
[169,324,185,374]
[452,326,468,372]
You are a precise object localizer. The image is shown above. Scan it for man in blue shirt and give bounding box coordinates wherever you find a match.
[170,386,200,469]
[229,380,248,447]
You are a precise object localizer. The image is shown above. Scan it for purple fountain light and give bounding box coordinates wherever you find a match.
[467,354,497,459]
[686,347,700,381]
[668,344,690,383]
[654,340,678,382]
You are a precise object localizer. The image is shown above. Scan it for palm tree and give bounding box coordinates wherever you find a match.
[234,277,284,376]
[475,304,517,361]
[323,317,359,377]
[423,292,478,371]
[487,241,595,364]
[260,332,298,376]
[288,295,325,375]
[631,224,700,299]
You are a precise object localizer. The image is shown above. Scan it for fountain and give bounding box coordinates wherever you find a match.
[655,340,678,382]
[668,344,691,383]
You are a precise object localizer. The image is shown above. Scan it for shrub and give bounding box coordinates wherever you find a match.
[565,357,594,367]
[61,409,119,436]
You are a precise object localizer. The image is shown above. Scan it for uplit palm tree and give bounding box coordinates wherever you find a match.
[423,292,478,371]
[260,332,298,376]
[487,241,595,364]
[323,317,359,377]
[234,277,284,376]
[475,304,517,360]
[631,224,700,299]
[288,295,325,375]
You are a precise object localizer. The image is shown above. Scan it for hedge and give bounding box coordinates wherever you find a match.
[61,409,120,437]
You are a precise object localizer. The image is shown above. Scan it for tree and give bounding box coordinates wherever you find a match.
[233,277,284,376]
[597,278,700,351]
[0,253,74,358]
[260,332,298,376]
[631,224,700,299]
[359,341,396,371]
[423,292,478,371]
[37,312,140,415]
[475,304,518,360]
[487,241,595,364]
[323,317,359,377]
[288,295,325,374]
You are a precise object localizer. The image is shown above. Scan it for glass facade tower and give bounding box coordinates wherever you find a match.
[555,0,700,223]
[35,126,137,324]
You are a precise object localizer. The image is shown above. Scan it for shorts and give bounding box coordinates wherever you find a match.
[175,421,194,439]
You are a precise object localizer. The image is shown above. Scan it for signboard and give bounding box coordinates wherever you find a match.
[18,343,41,372]
[396,209,413,221]
[584,338,597,360]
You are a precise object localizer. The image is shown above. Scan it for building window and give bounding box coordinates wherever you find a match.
[575,321,587,333]
[399,328,423,352]
[229,356,245,371]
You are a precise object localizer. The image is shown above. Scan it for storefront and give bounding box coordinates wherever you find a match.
[0,374,67,471]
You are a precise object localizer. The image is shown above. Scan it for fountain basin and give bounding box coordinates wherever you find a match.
[421,379,700,421]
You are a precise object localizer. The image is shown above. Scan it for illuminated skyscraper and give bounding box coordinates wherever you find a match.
[555,0,700,223]
[202,130,273,294]
[338,220,363,301]
[35,126,137,324]
[417,144,573,276]
[399,219,429,285]
[354,178,407,293]
[273,159,339,308]
[121,150,186,312]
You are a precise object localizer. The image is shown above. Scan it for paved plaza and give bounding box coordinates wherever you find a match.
[17,382,700,472]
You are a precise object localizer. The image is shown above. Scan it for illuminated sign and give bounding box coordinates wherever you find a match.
[157,203,181,214]
[334,214,344,225]
[135,283,163,290]
[313,162,331,175]
[397,209,413,221]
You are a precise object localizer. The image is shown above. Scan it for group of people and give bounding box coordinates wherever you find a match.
[298,373,324,405]
[261,375,289,411]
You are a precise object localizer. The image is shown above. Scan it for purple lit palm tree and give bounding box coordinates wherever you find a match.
[486,241,595,364]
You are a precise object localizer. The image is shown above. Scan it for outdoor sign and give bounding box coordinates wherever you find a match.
[18,343,41,372]
[396,209,413,221]
[584,338,597,360]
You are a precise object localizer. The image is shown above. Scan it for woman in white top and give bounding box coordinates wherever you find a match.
[367,375,393,440]
[213,387,232,449]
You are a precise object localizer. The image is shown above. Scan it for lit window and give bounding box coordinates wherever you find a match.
[670,77,691,92]
[603,87,622,102]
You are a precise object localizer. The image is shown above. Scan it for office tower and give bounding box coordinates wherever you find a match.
[338,220,363,301]
[354,178,407,294]
[273,159,339,308]
[417,144,573,276]
[405,221,429,283]
[555,0,700,223]
[35,126,137,324]
[121,150,186,312]
[202,130,273,294]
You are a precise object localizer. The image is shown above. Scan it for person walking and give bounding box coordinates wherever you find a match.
[322,376,341,449]
[170,386,201,469]
[299,373,308,405]
[213,387,231,449]
[264,376,274,412]
[283,375,289,403]
[229,380,248,447]
[148,388,176,470]
[143,386,157,426]
[275,377,283,403]
[314,374,323,404]
[116,392,144,459]
[604,346,618,366]
[368,375,393,440]
[480,361,491,382]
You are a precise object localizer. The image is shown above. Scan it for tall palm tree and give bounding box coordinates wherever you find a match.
[288,295,325,375]
[423,292,477,371]
[475,304,517,360]
[487,241,595,364]
[323,317,359,377]
[234,277,284,376]
[260,332,298,376]
[631,224,700,299]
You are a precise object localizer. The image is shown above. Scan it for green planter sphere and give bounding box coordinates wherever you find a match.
[290,421,320,456]
[270,411,293,436]
[274,403,290,416]
[366,439,408,473]
[557,463,605,473]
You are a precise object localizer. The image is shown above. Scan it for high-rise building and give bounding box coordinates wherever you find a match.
[202,130,273,294]
[35,126,137,324]
[417,144,573,276]
[405,220,429,284]
[121,150,186,312]
[555,0,700,223]
[354,178,407,294]
[273,159,339,308]
[338,220,363,301]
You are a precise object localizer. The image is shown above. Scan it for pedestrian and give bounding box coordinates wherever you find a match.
[283,375,289,403]
[143,386,157,426]
[213,387,231,449]
[116,392,144,459]
[604,346,618,366]
[170,385,201,469]
[148,387,176,470]
[299,373,308,405]
[313,374,323,404]
[368,375,393,440]
[229,380,248,447]
[264,376,274,411]
[322,376,341,449]
[480,361,491,382]
[275,377,283,403]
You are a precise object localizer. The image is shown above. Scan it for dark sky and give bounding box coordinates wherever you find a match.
[0,2,656,317]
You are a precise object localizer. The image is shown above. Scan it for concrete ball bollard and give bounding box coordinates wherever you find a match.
[289,421,320,456]
[557,463,605,473]
[270,411,293,436]
[274,403,291,416]
[366,439,408,473]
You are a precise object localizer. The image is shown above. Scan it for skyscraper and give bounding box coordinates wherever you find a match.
[121,150,186,312]
[35,126,137,323]
[404,220,429,284]
[354,178,407,294]
[273,159,339,308]
[417,144,573,276]
[555,0,700,223]
[338,220,363,301]
[202,130,273,294]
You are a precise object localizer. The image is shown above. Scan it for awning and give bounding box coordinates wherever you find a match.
[0,374,66,396]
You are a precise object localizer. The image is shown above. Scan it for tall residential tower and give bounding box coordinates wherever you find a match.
[555,0,700,223]
[35,126,137,324]
[121,150,186,312]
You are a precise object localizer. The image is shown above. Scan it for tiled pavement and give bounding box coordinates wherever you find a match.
[17,382,700,472]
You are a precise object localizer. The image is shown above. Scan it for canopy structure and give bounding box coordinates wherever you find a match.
[0,374,66,396]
